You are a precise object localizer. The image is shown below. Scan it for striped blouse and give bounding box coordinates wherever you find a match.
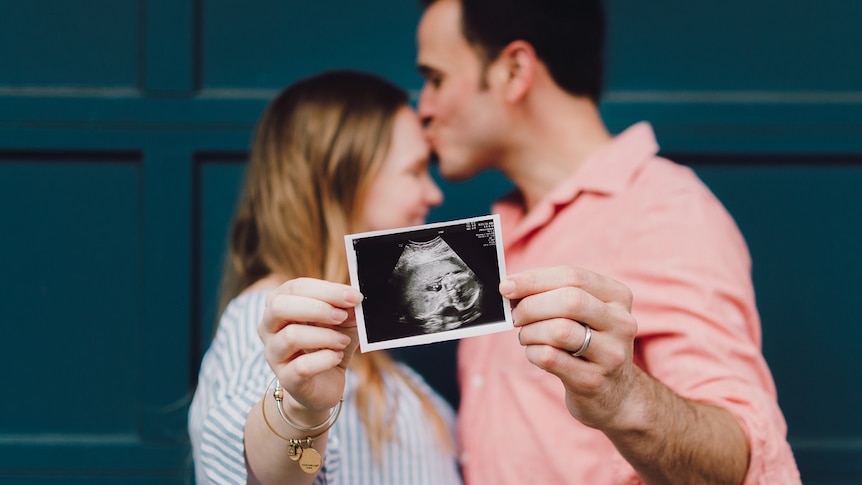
[189,289,462,485]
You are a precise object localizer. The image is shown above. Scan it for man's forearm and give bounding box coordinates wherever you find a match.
[603,368,750,485]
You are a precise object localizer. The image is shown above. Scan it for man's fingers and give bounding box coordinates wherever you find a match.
[518,317,594,355]
[510,285,633,334]
[501,266,632,309]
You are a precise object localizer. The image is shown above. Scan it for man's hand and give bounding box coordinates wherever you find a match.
[500,265,639,430]
[500,265,750,484]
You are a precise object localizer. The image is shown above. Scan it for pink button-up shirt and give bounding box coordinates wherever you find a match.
[457,122,801,485]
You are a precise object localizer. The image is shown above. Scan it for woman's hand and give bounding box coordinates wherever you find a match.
[259,278,363,422]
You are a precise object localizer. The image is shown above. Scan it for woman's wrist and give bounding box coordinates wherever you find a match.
[278,389,336,430]
[258,377,343,476]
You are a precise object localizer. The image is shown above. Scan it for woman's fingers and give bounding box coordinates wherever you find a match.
[264,321,352,365]
[274,349,346,382]
[267,277,363,309]
[261,278,363,334]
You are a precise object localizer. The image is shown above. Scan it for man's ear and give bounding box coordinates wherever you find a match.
[491,40,536,103]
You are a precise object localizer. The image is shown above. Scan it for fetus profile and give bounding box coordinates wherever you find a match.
[389,236,483,333]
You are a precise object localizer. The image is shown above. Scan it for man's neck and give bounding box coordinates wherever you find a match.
[501,95,611,213]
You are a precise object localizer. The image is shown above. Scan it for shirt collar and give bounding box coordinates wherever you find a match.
[548,121,659,204]
[495,122,660,244]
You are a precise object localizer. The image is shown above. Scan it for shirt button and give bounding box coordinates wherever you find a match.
[471,375,484,388]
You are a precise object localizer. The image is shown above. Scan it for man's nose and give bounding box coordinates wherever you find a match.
[417,88,433,127]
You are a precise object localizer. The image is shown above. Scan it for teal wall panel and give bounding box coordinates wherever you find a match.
[200,1,424,90]
[0,1,141,88]
[146,0,195,93]
[193,156,246,356]
[0,154,192,481]
[0,156,140,434]
[1,0,860,482]
[605,1,862,92]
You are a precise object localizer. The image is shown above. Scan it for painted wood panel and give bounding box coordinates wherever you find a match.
[199,1,424,90]
[0,1,141,88]
[0,0,860,482]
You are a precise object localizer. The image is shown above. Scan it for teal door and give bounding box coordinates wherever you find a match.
[1,1,860,483]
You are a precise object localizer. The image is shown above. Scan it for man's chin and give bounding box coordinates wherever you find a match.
[436,160,476,182]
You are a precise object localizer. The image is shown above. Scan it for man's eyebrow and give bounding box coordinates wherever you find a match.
[417,65,436,77]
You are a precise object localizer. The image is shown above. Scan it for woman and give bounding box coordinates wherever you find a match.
[188,70,460,484]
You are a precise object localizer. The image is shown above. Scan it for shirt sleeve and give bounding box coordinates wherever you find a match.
[187,291,343,485]
[614,185,801,484]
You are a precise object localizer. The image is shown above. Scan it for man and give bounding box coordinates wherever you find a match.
[415,0,801,483]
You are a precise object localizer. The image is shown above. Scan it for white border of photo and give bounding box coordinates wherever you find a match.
[344,214,514,352]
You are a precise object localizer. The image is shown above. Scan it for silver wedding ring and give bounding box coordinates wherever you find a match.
[571,324,592,357]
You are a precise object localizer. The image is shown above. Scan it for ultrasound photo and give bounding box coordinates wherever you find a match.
[345,215,514,352]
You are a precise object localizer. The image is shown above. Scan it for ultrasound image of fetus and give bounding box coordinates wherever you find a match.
[390,236,483,334]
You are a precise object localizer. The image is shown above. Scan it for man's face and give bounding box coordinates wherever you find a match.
[416,0,505,181]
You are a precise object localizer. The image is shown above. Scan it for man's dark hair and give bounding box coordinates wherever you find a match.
[421,0,606,103]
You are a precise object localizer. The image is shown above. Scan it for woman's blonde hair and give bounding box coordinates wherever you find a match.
[219,70,450,459]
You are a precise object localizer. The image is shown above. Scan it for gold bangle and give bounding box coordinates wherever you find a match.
[260,376,343,473]
[273,377,342,433]
[261,376,343,441]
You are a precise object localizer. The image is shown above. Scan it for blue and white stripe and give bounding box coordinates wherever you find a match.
[189,289,462,485]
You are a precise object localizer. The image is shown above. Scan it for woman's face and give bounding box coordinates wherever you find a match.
[361,106,444,232]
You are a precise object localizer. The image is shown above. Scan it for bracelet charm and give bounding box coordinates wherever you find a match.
[280,437,321,473]
[287,442,302,461]
[260,376,342,474]
[298,441,322,473]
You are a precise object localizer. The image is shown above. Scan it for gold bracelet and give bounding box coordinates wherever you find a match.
[260,376,343,474]
[273,377,342,433]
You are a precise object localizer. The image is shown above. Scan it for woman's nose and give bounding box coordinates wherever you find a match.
[424,175,444,206]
